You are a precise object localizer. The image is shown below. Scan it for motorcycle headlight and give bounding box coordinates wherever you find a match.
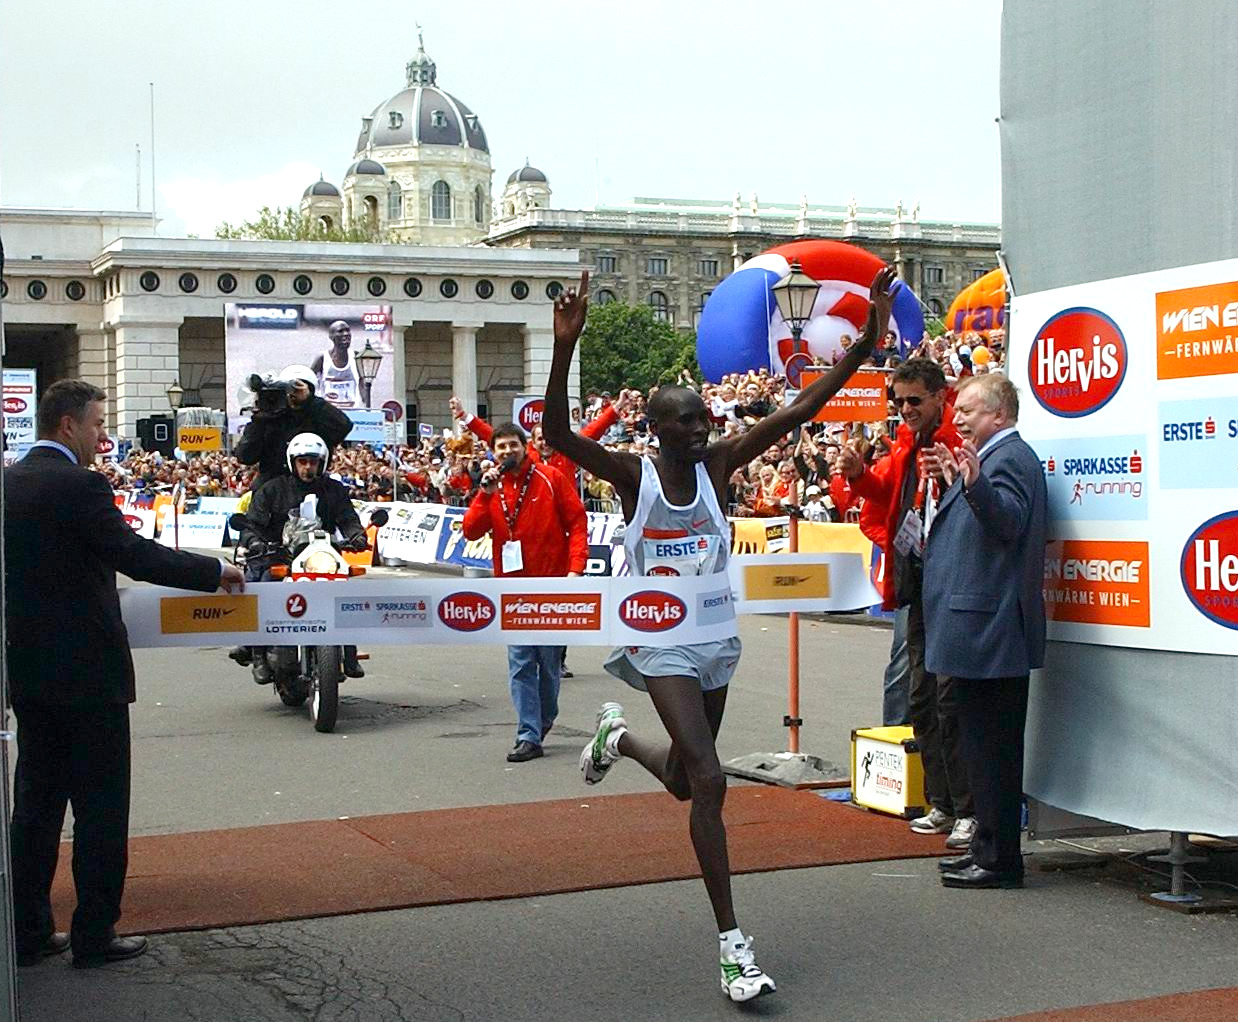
[303,550,342,574]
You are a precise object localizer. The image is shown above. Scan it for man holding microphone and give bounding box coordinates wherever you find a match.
[462,422,588,762]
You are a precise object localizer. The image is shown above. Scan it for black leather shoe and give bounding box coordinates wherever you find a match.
[228,645,252,667]
[506,741,544,763]
[17,932,69,967]
[561,669,574,679]
[252,661,272,685]
[73,935,149,969]
[941,864,1023,889]
[938,853,974,872]
[343,659,365,679]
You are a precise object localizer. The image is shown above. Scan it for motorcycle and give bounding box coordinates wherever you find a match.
[229,502,389,733]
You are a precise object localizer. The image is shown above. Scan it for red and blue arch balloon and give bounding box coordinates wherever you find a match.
[696,240,925,384]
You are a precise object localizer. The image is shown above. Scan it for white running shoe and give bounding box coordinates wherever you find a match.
[946,815,977,849]
[909,807,955,834]
[720,935,776,1002]
[579,702,626,785]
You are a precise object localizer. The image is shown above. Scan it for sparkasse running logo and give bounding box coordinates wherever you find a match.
[438,591,496,632]
[619,591,686,633]
[1180,511,1238,630]
[1028,307,1127,417]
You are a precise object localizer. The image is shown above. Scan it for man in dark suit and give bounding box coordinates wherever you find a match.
[4,380,245,967]
[922,373,1047,889]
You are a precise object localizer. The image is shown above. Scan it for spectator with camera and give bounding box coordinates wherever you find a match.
[234,365,352,489]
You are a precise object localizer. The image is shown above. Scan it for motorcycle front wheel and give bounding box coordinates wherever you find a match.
[311,645,342,733]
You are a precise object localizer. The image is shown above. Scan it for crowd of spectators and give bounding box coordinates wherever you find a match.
[96,328,1005,522]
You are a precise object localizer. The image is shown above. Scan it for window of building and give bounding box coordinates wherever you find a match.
[387,182,402,221]
[473,185,485,225]
[596,254,617,274]
[363,195,379,225]
[925,266,944,284]
[596,289,616,305]
[928,297,944,316]
[701,290,713,307]
[698,258,719,277]
[431,180,451,220]
[649,290,670,322]
[972,267,988,281]
[430,109,448,128]
[647,257,669,276]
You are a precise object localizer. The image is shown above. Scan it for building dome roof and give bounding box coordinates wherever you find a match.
[353,37,489,157]
[303,176,341,198]
[507,162,548,185]
[346,159,387,177]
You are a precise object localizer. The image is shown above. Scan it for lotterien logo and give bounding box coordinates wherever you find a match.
[1180,512,1238,630]
[1028,307,1127,417]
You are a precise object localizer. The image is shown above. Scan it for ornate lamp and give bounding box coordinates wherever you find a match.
[354,339,383,409]
[770,260,821,386]
[166,381,184,410]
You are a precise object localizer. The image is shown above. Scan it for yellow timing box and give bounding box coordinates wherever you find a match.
[850,725,928,819]
[177,426,222,451]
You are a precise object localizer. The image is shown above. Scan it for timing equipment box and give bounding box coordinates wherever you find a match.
[850,726,928,819]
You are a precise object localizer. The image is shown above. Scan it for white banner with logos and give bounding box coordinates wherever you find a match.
[3,367,38,466]
[118,551,879,649]
[1011,257,1238,657]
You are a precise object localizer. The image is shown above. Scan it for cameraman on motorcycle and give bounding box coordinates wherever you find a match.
[231,432,369,682]
[235,364,353,490]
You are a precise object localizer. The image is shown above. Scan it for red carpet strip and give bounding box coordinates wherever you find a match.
[983,988,1238,1022]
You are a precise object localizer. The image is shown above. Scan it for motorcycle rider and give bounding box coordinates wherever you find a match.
[234,432,369,682]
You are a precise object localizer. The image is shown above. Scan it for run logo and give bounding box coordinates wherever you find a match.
[1180,512,1238,630]
[619,591,686,632]
[437,591,496,632]
[1028,307,1127,417]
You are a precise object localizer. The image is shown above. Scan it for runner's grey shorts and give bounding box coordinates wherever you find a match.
[604,636,742,692]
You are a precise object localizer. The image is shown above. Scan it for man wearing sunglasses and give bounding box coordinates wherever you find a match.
[835,358,974,849]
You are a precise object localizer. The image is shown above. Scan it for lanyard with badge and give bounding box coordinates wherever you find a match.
[498,467,534,573]
[893,448,933,559]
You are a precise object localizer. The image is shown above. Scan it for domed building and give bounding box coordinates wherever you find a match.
[300,176,343,231]
[500,162,552,218]
[321,34,493,245]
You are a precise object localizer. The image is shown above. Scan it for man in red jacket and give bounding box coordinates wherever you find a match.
[462,422,588,762]
[836,358,975,849]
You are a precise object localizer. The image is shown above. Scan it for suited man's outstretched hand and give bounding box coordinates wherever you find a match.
[218,562,246,593]
[955,439,981,489]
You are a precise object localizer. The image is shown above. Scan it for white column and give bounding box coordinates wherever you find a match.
[75,327,115,432]
[112,319,182,440]
[451,324,479,410]
[521,325,579,412]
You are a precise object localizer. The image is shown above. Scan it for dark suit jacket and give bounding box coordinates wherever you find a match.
[922,430,1048,680]
[4,447,223,706]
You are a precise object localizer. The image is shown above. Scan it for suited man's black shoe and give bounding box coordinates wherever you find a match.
[72,935,149,969]
[506,741,543,763]
[938,853,974,872]
[17,932,69,967]
[941,864,1023,889]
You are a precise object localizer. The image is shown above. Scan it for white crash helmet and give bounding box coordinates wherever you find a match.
[279,364,316,393]
[286,432,330,476]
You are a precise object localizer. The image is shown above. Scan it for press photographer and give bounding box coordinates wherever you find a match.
[234,364,353,489]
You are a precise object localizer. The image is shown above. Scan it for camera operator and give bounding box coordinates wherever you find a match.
[230,433,368,680]
[235,364,352,489]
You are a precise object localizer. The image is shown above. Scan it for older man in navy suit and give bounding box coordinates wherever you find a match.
[922,374,1047,889]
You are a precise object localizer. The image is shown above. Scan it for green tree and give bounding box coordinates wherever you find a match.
[580,302,698,394]
[215,205,395,243]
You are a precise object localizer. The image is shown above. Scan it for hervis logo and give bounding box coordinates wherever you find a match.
[518,398,544,431]
[3,396,27,414]
[619,590,686,632]
[1180,511,1238,630]
[438,591,496,632]
[161,595,258,634]
[1028,307,1127,417]
[123,514,144,531]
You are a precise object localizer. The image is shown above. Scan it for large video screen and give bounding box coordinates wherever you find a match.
[224,302,396,433]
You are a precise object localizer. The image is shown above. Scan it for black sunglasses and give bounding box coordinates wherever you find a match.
[892,394,926,408]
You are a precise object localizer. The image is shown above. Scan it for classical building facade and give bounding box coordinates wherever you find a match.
[0,208,581,440]
[487,190,1001,330]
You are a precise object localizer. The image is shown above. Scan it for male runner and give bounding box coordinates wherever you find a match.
[542,266,898,1002]
[311,320,363,408]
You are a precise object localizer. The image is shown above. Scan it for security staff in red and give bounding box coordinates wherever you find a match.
[462,422,588,762]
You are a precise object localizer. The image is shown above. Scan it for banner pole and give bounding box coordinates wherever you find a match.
[786,514,801,754]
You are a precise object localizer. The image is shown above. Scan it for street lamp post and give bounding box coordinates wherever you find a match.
[354,340,382,411]
[165,380,185,550]
[166,380,184,411]
[770,259,821,389]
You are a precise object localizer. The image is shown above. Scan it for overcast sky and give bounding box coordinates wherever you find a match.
[0,0,1001,237]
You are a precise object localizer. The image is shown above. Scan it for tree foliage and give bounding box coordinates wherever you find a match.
[215,206,395,243]
[580,302,698,394]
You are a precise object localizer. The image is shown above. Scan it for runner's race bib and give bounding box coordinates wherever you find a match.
[642,533,721,577]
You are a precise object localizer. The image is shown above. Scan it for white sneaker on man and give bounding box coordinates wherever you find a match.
[720,935,776,1002]
[909,807,955,834]
[946,815,977,849]
[579,702,626,785]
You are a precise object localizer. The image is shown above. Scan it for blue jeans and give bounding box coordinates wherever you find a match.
[507,645,562,746]
[882,606,911,726]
